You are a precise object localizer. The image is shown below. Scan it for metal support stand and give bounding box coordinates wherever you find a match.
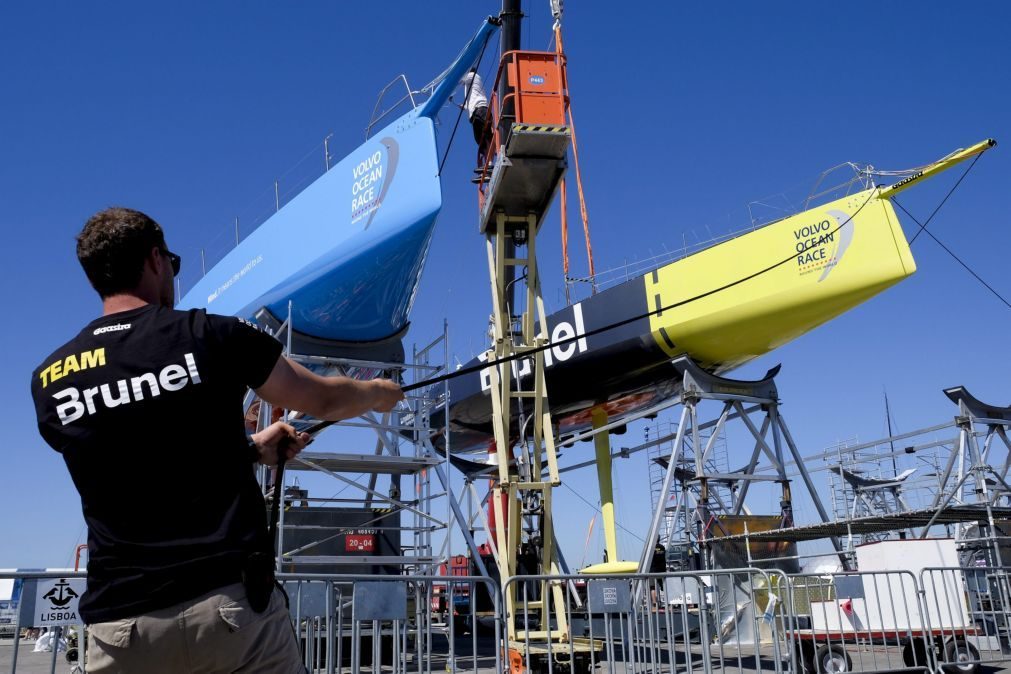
[925,387,1011,566]
[637,356,843,574]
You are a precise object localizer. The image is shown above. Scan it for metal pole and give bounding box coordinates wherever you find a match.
[274,179,280,211]
[200,249,206,276]
[884,390,900,476]
[638,404,691,573]
[444,319,452,565]
[8,585,23,674]
[499,0,522,316]
[48,625,60,673]
[324,134,332,171]
[234,216,240,245]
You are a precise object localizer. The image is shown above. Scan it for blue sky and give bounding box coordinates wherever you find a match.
[2,2,1009,569]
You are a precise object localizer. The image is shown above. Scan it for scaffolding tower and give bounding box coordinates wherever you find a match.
[646,420,731,553]
[248,304,486,578]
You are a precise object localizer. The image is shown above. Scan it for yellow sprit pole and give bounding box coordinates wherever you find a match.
[877,138,995,200]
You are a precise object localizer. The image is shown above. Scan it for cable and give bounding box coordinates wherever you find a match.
[404,186,879,391]
[892,198,1011,310]
[305,152,992,438]
[562,482,645,543]
[437,30,494,176]
[908,153,981,244]
[301,187,881,439]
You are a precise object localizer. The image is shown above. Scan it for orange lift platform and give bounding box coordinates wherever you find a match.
[476,49,571,234]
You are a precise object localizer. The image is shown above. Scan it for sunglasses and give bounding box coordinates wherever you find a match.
[160,249,181,277]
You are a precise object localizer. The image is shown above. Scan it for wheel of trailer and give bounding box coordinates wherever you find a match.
[795,640,816,673]
[941,639,980,674]
[65,647,78,664]
[902,637,930,668]
[814,644,852,673]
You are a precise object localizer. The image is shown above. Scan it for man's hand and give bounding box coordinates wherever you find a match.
[251,422,309,466]
[369,379,405,412]
[255,357,407,421]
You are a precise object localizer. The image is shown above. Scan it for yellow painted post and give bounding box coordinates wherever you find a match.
[591,407,619,563]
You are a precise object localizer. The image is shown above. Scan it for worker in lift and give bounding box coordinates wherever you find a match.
[30,207,403,673]
[459,68,492,176]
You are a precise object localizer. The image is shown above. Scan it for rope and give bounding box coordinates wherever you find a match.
[908,153,982,244]
[563,482,644,543]
[892,198,1011,310]
[302,186,882,438]
[554,23,597,296]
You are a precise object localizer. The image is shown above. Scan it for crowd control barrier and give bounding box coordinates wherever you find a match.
[780,567,1011,674]
[4,567,1011,673]
[502,568,794,674]
[279,573,501,674]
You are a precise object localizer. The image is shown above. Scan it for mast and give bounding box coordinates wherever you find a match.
[499,0,522,314]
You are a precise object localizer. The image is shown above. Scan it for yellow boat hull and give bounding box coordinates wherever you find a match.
[646,188,915,371]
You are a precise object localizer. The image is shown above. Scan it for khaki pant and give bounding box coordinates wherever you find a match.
[86,583,305,673]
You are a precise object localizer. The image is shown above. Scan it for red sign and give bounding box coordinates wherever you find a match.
[345,534,375,553]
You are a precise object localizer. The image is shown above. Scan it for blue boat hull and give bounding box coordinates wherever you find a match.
[177,19,499,343]
[178,115,442,342]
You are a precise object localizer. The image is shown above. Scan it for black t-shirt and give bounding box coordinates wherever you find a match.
[30,304,282,624]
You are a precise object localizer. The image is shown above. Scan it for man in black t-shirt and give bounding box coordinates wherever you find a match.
[31,207,403,673]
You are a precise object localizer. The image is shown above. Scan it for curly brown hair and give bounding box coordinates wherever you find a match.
[76,207,166,298]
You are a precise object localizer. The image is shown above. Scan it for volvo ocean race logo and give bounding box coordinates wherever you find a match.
[793,209,854,282]
[351,137,399,229]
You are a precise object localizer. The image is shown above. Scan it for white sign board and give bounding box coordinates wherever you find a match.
[33,578,86,626]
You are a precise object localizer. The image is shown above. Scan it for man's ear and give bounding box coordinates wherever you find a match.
[146,246,163,274]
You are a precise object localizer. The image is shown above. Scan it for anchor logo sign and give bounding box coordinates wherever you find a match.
[42,579,79,608]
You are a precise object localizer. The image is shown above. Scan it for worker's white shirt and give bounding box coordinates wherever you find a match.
[459,72,488,118]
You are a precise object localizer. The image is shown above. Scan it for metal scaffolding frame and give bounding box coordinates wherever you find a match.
[636,356,841,573]
[246,303,487,577]
[708,385,1011,572]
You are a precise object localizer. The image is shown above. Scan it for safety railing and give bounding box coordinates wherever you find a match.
[503,568,794,674]
[0,569,499,674]
[780,567,1011,674]
[918,566,1011,673]
[0,570,86,674]
[781,570,932,674]
[5,567,1011,673]
[279,573,501,674]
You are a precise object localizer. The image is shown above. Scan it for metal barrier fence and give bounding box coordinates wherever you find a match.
[503,568,794,674]
[0,570,499,674]
[779,567,1011,674]
[280,573,501,674]
[0,570,87,674]
[781,569,930,674]
[3,567,1011,673]
[918,567,1011,673]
